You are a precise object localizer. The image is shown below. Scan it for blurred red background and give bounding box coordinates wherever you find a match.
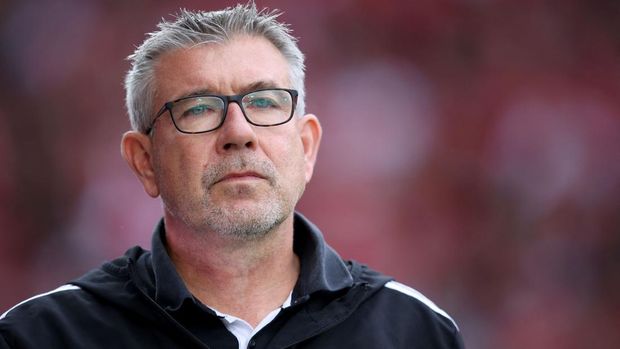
[1,1,619,348]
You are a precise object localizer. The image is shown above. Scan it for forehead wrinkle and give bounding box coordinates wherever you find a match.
[171,79,285,101]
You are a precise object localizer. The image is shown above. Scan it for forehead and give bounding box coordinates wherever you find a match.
[153,36,291,102]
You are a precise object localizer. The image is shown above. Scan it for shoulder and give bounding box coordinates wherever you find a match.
[350,261,458,328]
[381,280,459,331]
[0,283,87,347]
[0,252,139,345]
[0,262,140,348]
[1,284,84,323]
[356,279,463,348]
[347,262,463,346]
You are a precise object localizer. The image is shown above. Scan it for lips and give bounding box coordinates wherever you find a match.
[203,156,275,190]
[215,171,266,184]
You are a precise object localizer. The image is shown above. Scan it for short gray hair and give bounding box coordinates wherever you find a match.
[124,3,306,133]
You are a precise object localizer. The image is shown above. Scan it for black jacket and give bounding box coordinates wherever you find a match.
[0,213,464,348]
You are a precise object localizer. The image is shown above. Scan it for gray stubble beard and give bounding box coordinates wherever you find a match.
[164,155,304,241]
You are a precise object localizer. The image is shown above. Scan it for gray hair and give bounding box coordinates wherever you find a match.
[124,3,306,133]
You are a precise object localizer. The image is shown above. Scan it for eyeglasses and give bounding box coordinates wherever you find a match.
[146,88,298,134]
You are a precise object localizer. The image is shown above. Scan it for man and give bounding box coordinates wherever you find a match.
[0,4,463,348]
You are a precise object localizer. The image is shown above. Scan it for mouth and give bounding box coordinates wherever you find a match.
[214,171,266,184]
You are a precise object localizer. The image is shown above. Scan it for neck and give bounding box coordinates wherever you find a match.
[164,213,300,327]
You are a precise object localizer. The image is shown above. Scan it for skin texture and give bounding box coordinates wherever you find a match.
[120,35,322,326]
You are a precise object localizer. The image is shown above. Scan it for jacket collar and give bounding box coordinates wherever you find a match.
[291,212,354,299]
[150,219,195,312]
[149,212,354,312]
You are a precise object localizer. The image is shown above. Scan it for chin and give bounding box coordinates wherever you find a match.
[192,201,291,240]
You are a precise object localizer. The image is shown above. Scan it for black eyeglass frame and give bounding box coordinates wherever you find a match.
[145,88,299,134]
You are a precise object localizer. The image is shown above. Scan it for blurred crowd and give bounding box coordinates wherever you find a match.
[1,1,619,348]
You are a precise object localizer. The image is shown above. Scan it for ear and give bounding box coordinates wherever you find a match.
[298,114,322,183]
[121,131,160,198]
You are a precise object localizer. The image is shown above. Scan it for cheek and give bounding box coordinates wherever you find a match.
[275,135,307,183]
[154,138,208,189]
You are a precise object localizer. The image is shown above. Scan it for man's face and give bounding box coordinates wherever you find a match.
[143,36,319,239]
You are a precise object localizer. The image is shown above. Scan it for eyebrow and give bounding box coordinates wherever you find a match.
[176,80,283,100]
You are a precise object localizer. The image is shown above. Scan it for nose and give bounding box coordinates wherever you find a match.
[215,102,258,153]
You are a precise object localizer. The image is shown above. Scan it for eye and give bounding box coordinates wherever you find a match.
[246,97,279,109]
[181,104,212,117]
